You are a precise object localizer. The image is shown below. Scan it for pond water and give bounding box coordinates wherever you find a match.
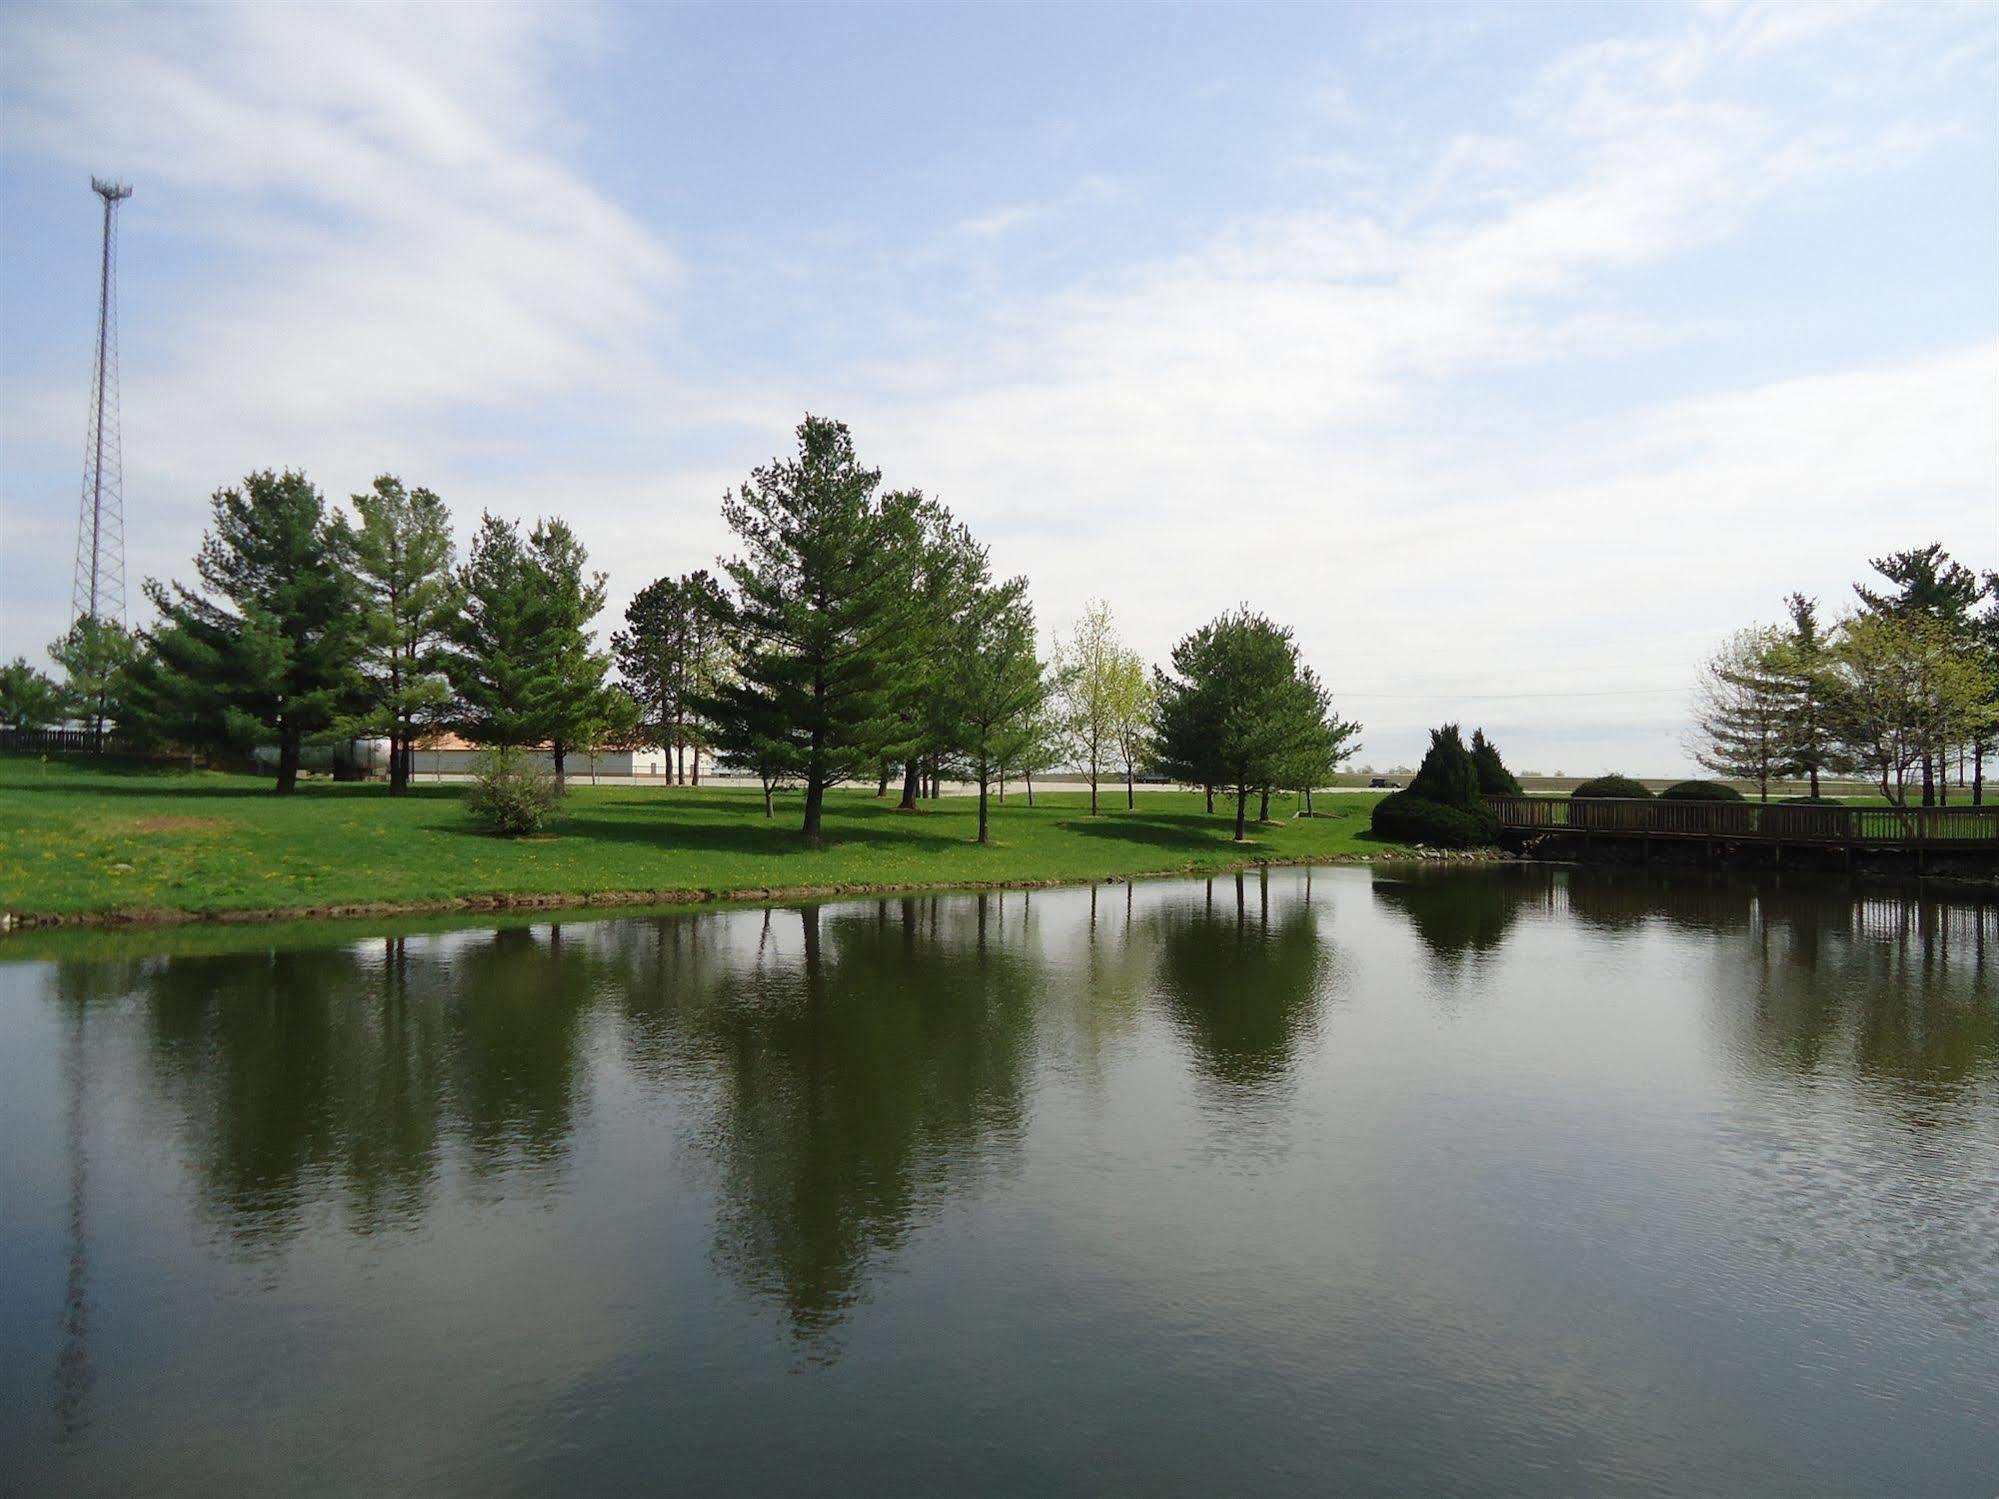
[2,866,1995,1495]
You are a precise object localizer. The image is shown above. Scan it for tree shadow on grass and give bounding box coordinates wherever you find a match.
[437,805,974,858]
[1058,814,1233,855]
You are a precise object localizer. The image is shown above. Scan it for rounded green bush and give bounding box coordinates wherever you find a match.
[1371,791,1500,849]
[465,747,564,836]
[1659,780,1744,802]
[1569,774,1653,800]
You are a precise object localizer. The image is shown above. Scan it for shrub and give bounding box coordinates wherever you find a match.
[1371,790,1500,849]
[1780,795,1843,807]
[465,747,563,836]
[1659,780,1744,802]
[1570,774,1653,800]
[1407,723,1480,810]
[1470,728,1523,797]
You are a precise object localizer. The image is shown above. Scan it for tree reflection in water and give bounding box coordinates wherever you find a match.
[1148,868,1332,1095]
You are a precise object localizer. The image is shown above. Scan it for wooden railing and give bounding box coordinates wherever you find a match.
[1483,796,1999,846]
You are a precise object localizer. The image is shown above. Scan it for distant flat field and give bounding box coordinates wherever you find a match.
[1,755,1397,924]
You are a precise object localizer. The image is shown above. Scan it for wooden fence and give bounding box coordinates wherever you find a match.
[0,728,135,755]
[1484,795,1999,847]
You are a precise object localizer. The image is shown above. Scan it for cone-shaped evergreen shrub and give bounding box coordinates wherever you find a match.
[1406,723,1480,810]
[1471,728,1522,796]
[1372,723,1499,847]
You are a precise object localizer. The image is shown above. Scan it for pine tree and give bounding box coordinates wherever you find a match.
[708,416,924,842]
[449,514,547,752]
[125,470,363,793]
[1690,627,1788,801]
[525,518,624,785]
[938,577,1044,843]
[343,476,456,794]
[1766,593,1835,799]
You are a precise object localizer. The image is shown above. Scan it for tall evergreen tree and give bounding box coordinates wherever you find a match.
[342,476,456,794]
[938,577,1044,844]
[526,519,624,784]
[448,514,546,752]
[707,416,923,842]
[124,470,363,793]
[1766,593,1835,799]
[890,504,985,809]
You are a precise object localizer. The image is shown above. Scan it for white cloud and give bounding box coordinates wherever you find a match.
[1,0,1991,778]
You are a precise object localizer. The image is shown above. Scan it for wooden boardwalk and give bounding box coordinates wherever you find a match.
[1484,795,1999,854]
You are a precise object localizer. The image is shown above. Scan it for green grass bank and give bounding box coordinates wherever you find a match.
[2,755,1406,927]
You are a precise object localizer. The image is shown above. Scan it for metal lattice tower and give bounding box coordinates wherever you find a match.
[71,176,133,631]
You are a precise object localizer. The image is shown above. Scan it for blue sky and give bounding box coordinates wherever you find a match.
[2,0,1994,773]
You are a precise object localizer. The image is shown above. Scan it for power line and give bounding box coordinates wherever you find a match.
[1336,687,1683,700]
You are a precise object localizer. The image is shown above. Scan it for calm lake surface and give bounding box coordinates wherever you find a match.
[2,866,1995,1496]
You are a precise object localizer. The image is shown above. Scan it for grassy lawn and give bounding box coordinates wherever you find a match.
[2,754,1397,922]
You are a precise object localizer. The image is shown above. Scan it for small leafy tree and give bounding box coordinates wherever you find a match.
[48,615,137,745]
[1829,610,1992,806]
[1055,598,1125,815]
[1,657,64,731]
[1105,646,1155,810]
[1153,608,1314,842]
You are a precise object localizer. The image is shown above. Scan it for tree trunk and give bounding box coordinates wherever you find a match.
[977,760,991,844]
[803,775,826,841]
[1258,786,1270,822]
[275,730,300,795]
[1205,785,1214,815]
[1089,759,1099,816]
[1809,763,1820,799]
[388,731,407,795]
[1921,752,1934,806]
[553,740,567,789]
[1975,735,1986,806]
[1126,764,1134,809]
[877,761,891,797]
[900,759,920,810]
[762,779,774,818]
[1304,786,1314,816]
[1026,769,1035,807]
[1233,782,1247,841]
[691,745,701,786]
